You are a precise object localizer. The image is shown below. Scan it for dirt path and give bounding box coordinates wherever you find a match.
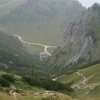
[76,72,95,85]
[76,72,86,80]
[14,34,56,60]
[72,71,100,91]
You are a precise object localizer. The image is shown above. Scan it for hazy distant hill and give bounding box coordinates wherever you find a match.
[0,0,84,45]
[0,0,26,17]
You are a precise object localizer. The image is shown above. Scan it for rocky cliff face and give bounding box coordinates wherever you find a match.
[46,4,100,76]
[58,10,95,65]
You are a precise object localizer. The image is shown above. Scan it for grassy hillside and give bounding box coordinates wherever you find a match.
[0,71,74,100]
[0,30,54,79]
[0,31,35,75]
[57,64,100,100]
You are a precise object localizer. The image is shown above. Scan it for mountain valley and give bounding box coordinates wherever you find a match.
[0,0,100,100]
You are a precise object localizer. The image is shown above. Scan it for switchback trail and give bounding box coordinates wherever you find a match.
[14,34,56,58]
[72,71,100,91]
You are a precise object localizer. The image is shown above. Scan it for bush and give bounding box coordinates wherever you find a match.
[0,78,10,87]
[0,74,16,87]
[1,74,15,83]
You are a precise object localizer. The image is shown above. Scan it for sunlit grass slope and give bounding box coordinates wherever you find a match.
[57,64,100,100]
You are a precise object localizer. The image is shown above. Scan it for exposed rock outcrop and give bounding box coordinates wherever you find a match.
[46,4,100,76]
[57,10,95,66]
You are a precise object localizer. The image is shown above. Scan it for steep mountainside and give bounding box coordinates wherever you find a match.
[0,31,34,75]
[0,0,84,45]
[46,4,100,76]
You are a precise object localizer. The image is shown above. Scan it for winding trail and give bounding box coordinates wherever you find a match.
[76,72,86,80]
[76,72,94,85]
[14,34,56,60]
[72,71,100,91]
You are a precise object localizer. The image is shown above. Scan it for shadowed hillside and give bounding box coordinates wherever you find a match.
[0,31,34,75]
